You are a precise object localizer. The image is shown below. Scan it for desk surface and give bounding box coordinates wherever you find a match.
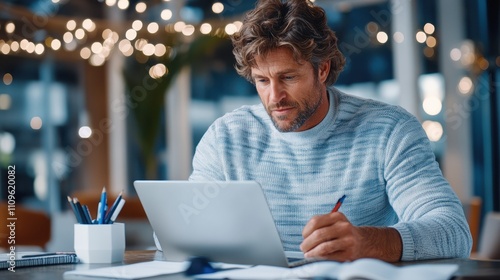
[1,250,500,280]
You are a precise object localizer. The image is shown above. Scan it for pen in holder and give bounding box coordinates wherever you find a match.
[74,223,125,263]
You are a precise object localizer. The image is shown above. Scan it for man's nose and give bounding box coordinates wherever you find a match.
[269,81,286,103]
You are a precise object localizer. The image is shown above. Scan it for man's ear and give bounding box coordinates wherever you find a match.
[318,60,331,83]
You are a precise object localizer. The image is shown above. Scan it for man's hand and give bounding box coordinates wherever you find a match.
[300,212,402,262]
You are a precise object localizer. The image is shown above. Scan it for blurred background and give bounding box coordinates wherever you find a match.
[0,0,499,256]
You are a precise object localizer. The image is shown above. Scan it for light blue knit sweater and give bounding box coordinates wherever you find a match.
[189,88,472,261]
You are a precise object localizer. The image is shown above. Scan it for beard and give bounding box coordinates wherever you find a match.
[267,82,324,132]
[269,98,321,132]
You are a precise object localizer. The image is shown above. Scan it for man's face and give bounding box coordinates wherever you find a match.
[251,47,330,132]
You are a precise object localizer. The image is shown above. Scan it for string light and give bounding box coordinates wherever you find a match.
[1,44,11,55]
[174,21,186,32]
[161,9,173,20]
[426,36,437,48]
[149,63,168,79]
[3,73,13,85]
[51,39,62,50]
[63,32,74,43]
[20,39,28,50]
[125,29,137,40]
[105,0,117,6]
[182,25,195,36]
[26,42,35,53]
[422,96,442,116]
[0,94,12,110]
[35,43,45,55]
[0,1,248,68]
[135,2,147,13]
[74,28,85,40]
[393,32,404,43]
[200,23,212,34]
[89,53,105,66]
[142,43,155,56]
[66,20,77,31]
[423,23,435,34]
[117,0,129,10]
[80,47,91,59]
[132,20,143,31]
[147,22,159,34]
[450,48,461,61]
[82,19,96,32]
[366,22,379,34]
[416,31,427,43]
[422,121,443,142]
[91,42,103,54]
[224,23,237,35]
[154,44,167,57]
[78,126,92,138]
[10,41,19,52]
[458,77,473,95]
[212,2,224,14]
[376,31,388,44]
[5,22,15,33]
[30,117,43,130]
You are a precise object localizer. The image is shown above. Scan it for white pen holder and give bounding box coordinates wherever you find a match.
[74,223,125,263]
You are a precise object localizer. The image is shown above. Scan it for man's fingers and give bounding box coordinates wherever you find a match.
[302,212,345,238]
[303,239,346,259]
[300,223,336,253]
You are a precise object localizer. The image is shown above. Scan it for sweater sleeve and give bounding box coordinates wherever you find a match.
[189,122,226,181]
[384,115,472,260]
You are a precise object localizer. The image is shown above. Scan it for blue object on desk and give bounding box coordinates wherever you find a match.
[98,187,107,224]
[104,192,122,224]
[184,257,217,276]
[74,198,91,224]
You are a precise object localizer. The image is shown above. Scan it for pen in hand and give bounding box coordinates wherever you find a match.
[331,194,346,213]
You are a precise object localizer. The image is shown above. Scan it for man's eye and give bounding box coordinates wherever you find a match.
[284,76,295,80]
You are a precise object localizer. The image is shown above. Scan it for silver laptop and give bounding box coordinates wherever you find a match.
[133,180,310,267]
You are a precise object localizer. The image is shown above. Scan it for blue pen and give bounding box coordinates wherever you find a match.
[98,187,107,224]
[104,191,123,224]
[331,194,346,213]
[83,205,93,224]
[109,199,126,224]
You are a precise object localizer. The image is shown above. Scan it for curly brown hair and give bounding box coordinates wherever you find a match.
[231,0,345,86]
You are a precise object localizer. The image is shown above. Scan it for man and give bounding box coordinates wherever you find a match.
[189,0,472,262]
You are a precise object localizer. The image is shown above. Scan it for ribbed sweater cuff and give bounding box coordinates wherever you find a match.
[392,224,415,261]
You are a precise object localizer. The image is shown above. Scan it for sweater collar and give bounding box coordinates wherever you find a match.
[273,87,339,142]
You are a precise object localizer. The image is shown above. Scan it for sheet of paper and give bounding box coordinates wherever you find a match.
[63,261,189,279]
[195,261,341,279]
[195,259,459,280]
[337,259,458,280]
